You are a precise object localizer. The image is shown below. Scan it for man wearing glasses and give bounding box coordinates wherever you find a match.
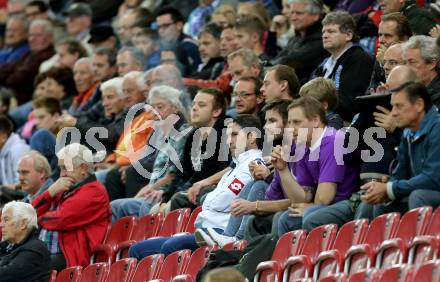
[154,6,201,76]
[231,76,265,118]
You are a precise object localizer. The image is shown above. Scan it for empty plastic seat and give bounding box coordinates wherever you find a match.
[378,265,413,282]
[116,213,163,260]
[282,224,338,281]
[347,269,380,282]
[222,240,248,251]
[314,219,369,281]
[184,207,202,234]
[90,216,136,264]
[130,254,164,282]
[407,235,439,264]
[254,230,307,282]
[55,266,82,282]
[107,258,137,282]
[184,246,214,278]
[411,260,440,281]
[344,213,400,274]
[80,263,109,282]
[426,207,440,238]
[375,238,407,269]
[155,250,191,282]
[318,273,347,282]
[158,209,191,237]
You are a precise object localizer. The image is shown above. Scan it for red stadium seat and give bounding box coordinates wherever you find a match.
[156,250,191,282]
[318,273,347,282]
[131,254,164,282]
[378,265,414,282]
[426,207,440,238]
[282,224,338,281]
[107,258,137,282]
[254,230,307,282]
[375,238,407,269]
[408,235,439,264]
[222,240,248,251]
[157,209,191,237]
[411,260,440,281]
[171,275,194,282]
[313,219,369,281]
[184,246,214,278]
[347,269,380,282]
[90,216,136,264]
[116,213,163,260]
[50,270,57,282]
[184,207,202,233]
[344,213,400,274]
[55,266,82,282]
[80,263,109,282]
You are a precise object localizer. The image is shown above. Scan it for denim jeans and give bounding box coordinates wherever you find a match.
[277,204,326,236]
[111,198,154,222]
[223,180,268,239]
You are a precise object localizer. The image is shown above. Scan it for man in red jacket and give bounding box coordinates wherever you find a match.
[32,143,111,270]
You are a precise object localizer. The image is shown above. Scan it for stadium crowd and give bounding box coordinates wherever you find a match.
[0,0,440,281]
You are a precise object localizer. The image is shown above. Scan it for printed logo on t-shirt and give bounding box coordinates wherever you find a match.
[228,178,245,195]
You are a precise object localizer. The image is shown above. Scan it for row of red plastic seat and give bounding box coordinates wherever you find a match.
[254,206,440,282]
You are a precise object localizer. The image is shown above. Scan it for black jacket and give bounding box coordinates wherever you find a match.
[272,21,329,83]
[402,1,437,35]
[313,44,375,121]
[0,228,51,282]
[427,75,440,108]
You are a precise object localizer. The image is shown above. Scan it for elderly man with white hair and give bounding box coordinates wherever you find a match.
[0,201,51,281]
[32,143,110,270]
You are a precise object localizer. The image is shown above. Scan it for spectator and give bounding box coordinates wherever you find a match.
[0,201,51,281]
[0,115,30,186]
[260,65,300,102]
[232,76,265,116]
[116,47,145,76]
[186,0,217,38]
[69,58,98,116]
[402,35,440,107]
[92,47,118,84]
[63,3,93,53]
[133,28,161,70]
[237,2,271,30]
[0,19,55,105]
[299,77,343,129]
[273,0,328,83]
[228,48,262,83]
[32,143,111,269]
[40,39,88,73]
[191,23,224,80]
[203,267,246,282]
[88,25,118,51]
[25,0,49,22]
[383,43,405,78]
[379,0,436,35]
[0,15,30,65]
[234,15,269,60]
[155,6,201,75]
[313,11,374,121]
[129,114,263,259]
[210,5,236,28]
[118,7,153,46]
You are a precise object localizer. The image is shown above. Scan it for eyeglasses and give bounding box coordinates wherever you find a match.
[157,22,175,30]
[232,92,256,99]
[383,59,403,67]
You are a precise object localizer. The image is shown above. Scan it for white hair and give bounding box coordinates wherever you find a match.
[75,57,93,67]
[3,201,38,230]
[148,85,188,119]
[30,19,53,35]
[56,143,94,173]
[123,71,144,90]
[100,77,124,97]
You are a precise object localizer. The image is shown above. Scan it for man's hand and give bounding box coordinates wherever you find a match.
[251,162,271,180]
[271,146,288,171]
[360,181,390,204]
[231,199,256,216]
[288,203,313,217]
[373,106,397,133]
[430,24,440,38]
[376,43,387,64]
[135,185,152,198]
[48,177,75,197]
[144,189,164,203]
[187,180,207,204]
[57,112,77,128]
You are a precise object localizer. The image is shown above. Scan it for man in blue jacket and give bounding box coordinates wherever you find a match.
[361,81,440,217]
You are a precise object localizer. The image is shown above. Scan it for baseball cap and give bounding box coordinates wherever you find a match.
[88,25,115,43]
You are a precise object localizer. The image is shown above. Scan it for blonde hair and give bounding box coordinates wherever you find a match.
[299,77,338,111]
[203,267,245,282]
[212,5,236,27]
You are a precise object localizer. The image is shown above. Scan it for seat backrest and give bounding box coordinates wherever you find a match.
[157,250,192,281]
[412,260,440,282]
[364,213,400,251]
[395,207,432,246]
[131,254,164,282]
[426,207,440,238]
[302,224,337,264]
[378,265,414,282]
[222,240,248,251]
[348,269,380,282]
[80,263,109,282]
[319,273,347,282]
[56,266,82,282]
[333,219,369,257]
[185,207,202,233]
[107,258,137,282]
[272,230,307,263]
[377,238,406,269]
[105,216,136,245]
[131,213,163,241]
[184,246,213,277]
[158,209,191,237]
[50,270,57,282]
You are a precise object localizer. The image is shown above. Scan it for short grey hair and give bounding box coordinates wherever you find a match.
[402,35,440,64]
[75,57,93,67]
[56,143,94,173]
[118,47,146,69]
[288,0,323,14]
[30,19,53,35]
[8,14,29,32]
[148,85,188,118]
[151,65,184,90]
[123,71,144,90]
[100,77,124,97]
[228,48,261,68]
[3,201,38,230]
[22,150,51,178]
